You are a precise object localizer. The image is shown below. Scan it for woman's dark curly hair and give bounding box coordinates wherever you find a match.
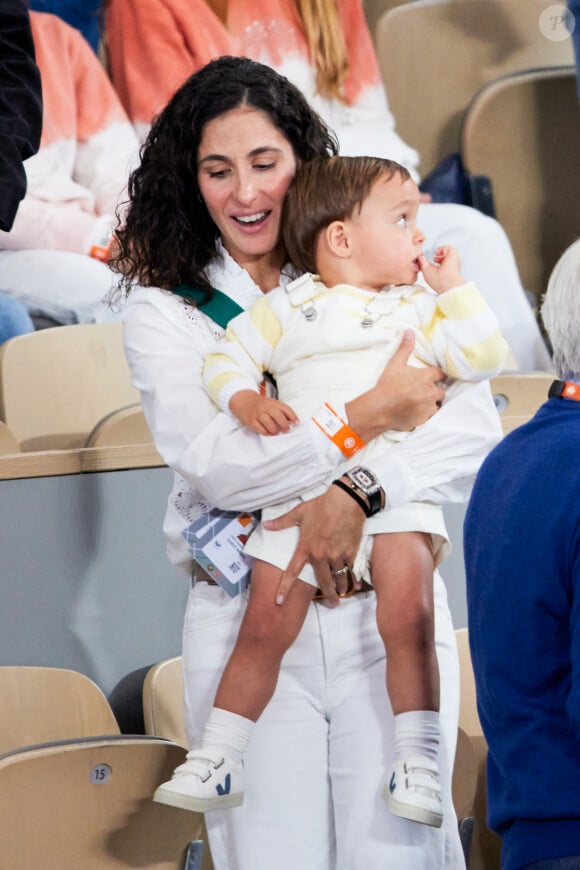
[110,56,338,297]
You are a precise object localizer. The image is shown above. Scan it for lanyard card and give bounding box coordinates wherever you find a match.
[183,509,258,597]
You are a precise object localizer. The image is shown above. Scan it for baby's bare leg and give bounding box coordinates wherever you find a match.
[373,531,443,826]
[153,561,316,813]
[214,559,315,721]
[373,531,439,713]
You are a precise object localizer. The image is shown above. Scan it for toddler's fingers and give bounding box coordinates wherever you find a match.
[281,403,299,424]
[258,413,283,436]
[273,404,298,433]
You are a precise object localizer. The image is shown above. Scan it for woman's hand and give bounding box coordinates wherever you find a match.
[263,484,366,607]
[345,330,445,443]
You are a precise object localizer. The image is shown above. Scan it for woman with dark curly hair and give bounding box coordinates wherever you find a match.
[111,56,499,870]
[106,0,552,371]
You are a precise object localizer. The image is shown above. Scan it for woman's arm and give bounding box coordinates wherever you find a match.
[370,378,503,509]
[267,378,502,600]
[123,291,441,513]
[124,291,340,507]
[125,291,495,601]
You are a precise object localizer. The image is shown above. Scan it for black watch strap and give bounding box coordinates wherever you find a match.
[549,379,580,401]
[362,484,383,515]
[332,479,372,518]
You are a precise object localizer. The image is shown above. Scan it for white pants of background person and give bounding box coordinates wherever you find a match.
[0,249,122,325]
[418,202,552,372]
[183,573,464,870]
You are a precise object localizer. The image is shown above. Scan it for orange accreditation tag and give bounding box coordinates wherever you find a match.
[312,403,366,458]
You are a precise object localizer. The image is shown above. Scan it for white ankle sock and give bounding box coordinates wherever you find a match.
[198,706,254,764]
[393,710,440,764]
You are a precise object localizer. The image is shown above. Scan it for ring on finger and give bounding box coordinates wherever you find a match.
[331,565,350,575]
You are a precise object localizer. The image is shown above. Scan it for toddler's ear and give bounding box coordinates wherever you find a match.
[325,220,352,259]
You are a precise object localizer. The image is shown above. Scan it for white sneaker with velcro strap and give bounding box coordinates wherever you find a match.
[384,756,443,827]
[153,748,244,813]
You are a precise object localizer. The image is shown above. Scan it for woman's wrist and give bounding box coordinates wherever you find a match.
[345,390,396,443]
[332,468,386,517]
[311,403,366,457]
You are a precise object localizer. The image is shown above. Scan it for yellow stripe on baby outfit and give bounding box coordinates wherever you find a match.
[443,331,509,379]
[204,363,242,403]
[204,294,285,405]
[243,294,284,351]
[435,282,488,320]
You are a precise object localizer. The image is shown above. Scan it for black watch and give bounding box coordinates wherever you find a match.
[343,466,383,516]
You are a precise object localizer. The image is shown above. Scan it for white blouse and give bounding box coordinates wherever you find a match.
[123,245,502,572]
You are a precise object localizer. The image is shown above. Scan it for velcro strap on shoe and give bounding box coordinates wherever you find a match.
[403,758,442,798]
[174,749,226,781]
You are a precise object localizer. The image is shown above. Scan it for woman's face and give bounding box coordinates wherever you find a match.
[197,106,297,271]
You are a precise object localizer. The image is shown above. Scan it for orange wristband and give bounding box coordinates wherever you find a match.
[89,244,111,262]
[549,379,580,401]
[312,403,366,458]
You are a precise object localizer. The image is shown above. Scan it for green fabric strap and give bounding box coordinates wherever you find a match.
[172,284,243,329]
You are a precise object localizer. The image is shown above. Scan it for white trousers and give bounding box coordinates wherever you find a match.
[418,202,552,372]
[182,573,465,870]
[0,249,123,324]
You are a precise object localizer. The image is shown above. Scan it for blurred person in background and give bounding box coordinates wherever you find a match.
[0,10,139,327]
[0,0,41,342]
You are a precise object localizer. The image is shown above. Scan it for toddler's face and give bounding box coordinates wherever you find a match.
[346,174,424,290]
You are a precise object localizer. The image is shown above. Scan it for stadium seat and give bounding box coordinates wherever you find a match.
[461,66,580,300]
[143,657,188,749]
[490,371,554,434]
[0,736,211,869]
[456,628,501,870]
[376,0,574,177]
[0,323,139,450]
[0,665,120,754]
[85,402,155,448]
[0,420,19,455]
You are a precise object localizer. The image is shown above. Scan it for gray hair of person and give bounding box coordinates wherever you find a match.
[540,238,580,378]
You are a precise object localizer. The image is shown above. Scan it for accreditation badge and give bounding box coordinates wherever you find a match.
[183,509,258,596]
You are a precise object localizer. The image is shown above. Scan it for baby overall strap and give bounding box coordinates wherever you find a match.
[285,273,324,321]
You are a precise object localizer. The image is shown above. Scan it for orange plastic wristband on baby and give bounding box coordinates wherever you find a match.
[312,403,366,458]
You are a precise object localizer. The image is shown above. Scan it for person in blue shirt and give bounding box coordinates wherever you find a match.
[464,237,580,870]
[29,0,102,52]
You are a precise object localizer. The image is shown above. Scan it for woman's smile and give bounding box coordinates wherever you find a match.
[231,210,271,229]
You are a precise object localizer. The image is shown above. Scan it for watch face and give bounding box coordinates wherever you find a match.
[349,467,378,491]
